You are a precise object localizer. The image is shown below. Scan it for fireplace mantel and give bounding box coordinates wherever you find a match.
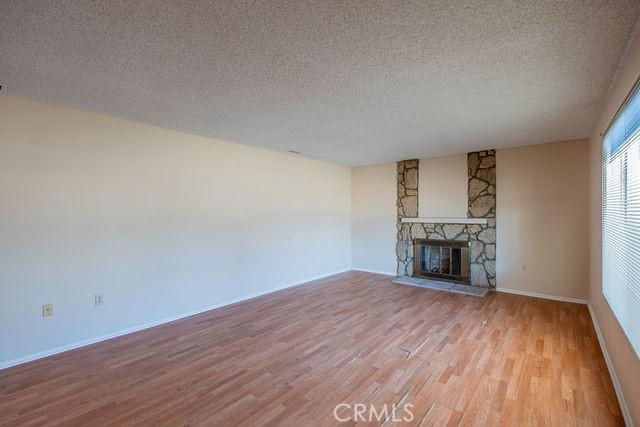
[400,217,488,225]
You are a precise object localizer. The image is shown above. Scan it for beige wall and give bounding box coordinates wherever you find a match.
[418,154,467,218]
[588,33,640,425]
[351,163,397,274]
[0,95,351,366]
[496,139,590,299]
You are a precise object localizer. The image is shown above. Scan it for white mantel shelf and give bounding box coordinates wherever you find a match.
[401,217,488,225]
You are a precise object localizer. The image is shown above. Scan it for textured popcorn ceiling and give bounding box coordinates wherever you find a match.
[1,1,639,166]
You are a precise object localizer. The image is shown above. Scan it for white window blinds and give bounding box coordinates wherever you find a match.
[602,80,640,357]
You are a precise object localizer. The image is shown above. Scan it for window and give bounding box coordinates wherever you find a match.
[602,80,640,357]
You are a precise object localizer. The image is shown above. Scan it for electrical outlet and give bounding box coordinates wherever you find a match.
[522,264,528,271]
[42,303,53,317]
[94,294,104,306]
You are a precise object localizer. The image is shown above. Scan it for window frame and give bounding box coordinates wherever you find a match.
[600,76,640,358]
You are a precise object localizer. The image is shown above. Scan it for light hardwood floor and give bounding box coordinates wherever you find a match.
[0,271,622,426]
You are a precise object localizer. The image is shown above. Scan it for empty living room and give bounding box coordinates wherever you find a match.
[2,1,640,426]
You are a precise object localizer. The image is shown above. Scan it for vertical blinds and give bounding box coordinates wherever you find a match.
[602,80,640,357]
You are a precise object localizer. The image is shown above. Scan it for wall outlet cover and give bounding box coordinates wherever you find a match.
[94,294,104,306]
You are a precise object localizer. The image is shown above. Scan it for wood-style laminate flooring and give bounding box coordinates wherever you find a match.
[0,271,623,426]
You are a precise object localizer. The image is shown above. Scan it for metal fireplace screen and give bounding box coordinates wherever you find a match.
[413,239,470,284]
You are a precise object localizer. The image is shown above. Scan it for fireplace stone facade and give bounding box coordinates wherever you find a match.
[396,159,419,219]
[395,151,497,287]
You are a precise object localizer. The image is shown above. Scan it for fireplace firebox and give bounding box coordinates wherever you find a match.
[412,239,470,284]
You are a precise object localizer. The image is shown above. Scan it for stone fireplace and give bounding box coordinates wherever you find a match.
[396,151,497,288]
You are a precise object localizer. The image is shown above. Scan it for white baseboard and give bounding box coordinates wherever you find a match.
[351,268,397,276]
[0,268,350,371]
[494,287,588,305]
[587,303,632,427]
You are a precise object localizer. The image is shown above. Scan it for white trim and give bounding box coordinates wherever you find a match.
[494,287,588,304]
[587,303,632,427]
[0,268,350,371]
[351,268,396,276]
[401,217,487,225]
